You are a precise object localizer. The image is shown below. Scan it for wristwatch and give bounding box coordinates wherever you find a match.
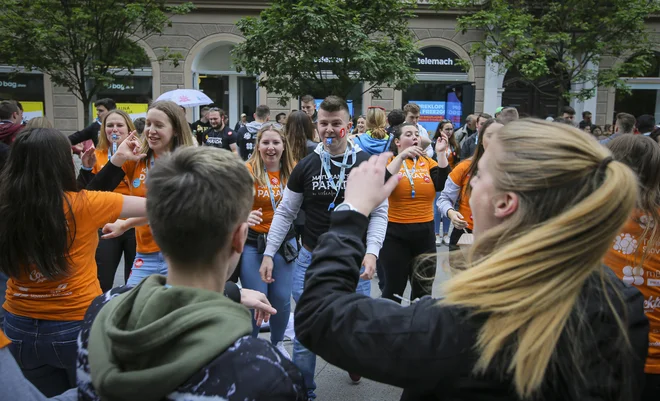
[333,202,359,212]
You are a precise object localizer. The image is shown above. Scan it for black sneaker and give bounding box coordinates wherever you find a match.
[348,372,361,384]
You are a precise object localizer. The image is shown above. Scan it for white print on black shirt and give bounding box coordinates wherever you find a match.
[311,173,349,196]
[207,137,223,147]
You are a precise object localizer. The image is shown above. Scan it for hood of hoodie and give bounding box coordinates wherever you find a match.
[353,132,391,155]
[0,122,22,145]
[88,275,252,401]
[246,120,264,134]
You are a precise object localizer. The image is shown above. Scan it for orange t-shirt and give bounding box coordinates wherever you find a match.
[247,164,285,234]
[0,332,10,349]
[123,157,159,254]
[446,146,458,169]
[603,210,660,374]
[92,148,131,196]
[3,191,123,321]
[448,160,474,230]
[388,156,438,224]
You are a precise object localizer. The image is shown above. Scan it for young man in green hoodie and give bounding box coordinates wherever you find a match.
[77,146,307,401]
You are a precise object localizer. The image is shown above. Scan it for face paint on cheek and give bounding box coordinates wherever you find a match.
[339,128,346,138]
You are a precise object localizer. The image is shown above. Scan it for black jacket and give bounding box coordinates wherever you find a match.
[69,122,100,147]
[295,211,649,401]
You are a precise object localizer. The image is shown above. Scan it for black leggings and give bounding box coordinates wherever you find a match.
[95,228,136,292]
[380,221,436,303]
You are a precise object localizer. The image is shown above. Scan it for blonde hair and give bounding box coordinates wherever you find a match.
[98,109,136,151]
[24,117,53,130]
[140,101,194,157]
[366,108,387,139]
[441,119,638,398]
[247,124,296,188]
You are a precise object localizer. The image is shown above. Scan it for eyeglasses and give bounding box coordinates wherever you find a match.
[368,106,386,111]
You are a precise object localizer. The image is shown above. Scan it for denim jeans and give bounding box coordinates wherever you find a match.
[240,238,296,343]
[292,245,370,399]
[3,311,79,397]
[433,192,450,236]
[126,251,168,287]
[0,271,8,330]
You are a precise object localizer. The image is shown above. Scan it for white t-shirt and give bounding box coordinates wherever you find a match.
[417,124,434,157]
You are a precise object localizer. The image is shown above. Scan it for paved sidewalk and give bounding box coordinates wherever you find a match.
[115,247,452,400]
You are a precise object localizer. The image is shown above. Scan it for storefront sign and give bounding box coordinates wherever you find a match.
[412,47,465,74]
[22,101,44,121]
[98,76,152,96]
[93,103,149,120]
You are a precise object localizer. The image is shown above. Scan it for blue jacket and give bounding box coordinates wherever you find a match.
[353,132,392,156]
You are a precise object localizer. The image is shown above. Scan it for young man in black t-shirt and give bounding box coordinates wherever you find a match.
[261,96,388,399]
[201,108,237,154]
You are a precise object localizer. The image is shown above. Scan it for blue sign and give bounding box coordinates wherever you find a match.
[412,97,463,134]
[413,100,446,134]
[314,99,354,118]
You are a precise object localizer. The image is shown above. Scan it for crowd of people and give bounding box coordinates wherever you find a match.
[0,93,658,401]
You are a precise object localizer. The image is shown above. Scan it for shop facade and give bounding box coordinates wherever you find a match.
[3,2,658,133]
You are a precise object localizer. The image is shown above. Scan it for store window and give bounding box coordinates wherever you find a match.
[195,43,257,127]
[94,74,153,120]
[615,52,660,123]
[0,71,45,121]
[402,46,474,133]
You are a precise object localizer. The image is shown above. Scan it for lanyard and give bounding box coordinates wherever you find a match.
[263,167,282,211]
[402,158,417,198]
[321,144,355,210]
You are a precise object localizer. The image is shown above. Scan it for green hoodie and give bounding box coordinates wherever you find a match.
[88,275,252,401]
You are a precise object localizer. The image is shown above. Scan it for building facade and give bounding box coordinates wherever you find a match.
[2,1,659,134]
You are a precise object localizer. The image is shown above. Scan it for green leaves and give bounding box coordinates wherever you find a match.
[232,0,420,105]
[432,0,660,109]
[0,0,193,122]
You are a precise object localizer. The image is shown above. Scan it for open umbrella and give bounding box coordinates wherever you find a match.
[156,89,213,108]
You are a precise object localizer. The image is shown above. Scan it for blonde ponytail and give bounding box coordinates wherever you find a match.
[366,107,387,140]
[441,119,638,398]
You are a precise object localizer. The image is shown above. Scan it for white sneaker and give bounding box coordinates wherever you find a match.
[275,341,291,360]
[435,235,442,246]
[442,234,450,245]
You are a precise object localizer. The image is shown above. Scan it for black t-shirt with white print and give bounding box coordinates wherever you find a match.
[202,126,236,151]
[287,147,370,250]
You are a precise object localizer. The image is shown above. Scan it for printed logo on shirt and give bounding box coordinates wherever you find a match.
[639,215,655,229]
[423,175,430,183]
[29,270,47,283]
[206,137,223,146]
[227,131,233,136]
[622,265,645,286]
[613,233,638,255]
[244,132,251,140]
[134,258,144,268]
[311,173,349,193]
[419,161,425,166]
[257,187,282,199]
[644,295,660,313]
[271,177,279,185]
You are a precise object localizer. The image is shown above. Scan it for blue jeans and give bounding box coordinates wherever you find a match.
[3,311,79,397]
[292,245,370,399]
[434,192,450,235]
[126,251,168,287]
[0,272,8,330]
[240,239,296,343]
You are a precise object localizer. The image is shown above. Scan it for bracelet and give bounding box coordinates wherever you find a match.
[81,166,93,171]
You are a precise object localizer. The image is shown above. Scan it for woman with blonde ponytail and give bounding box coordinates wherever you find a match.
[352,107,393,155]
[294,119,649,401]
